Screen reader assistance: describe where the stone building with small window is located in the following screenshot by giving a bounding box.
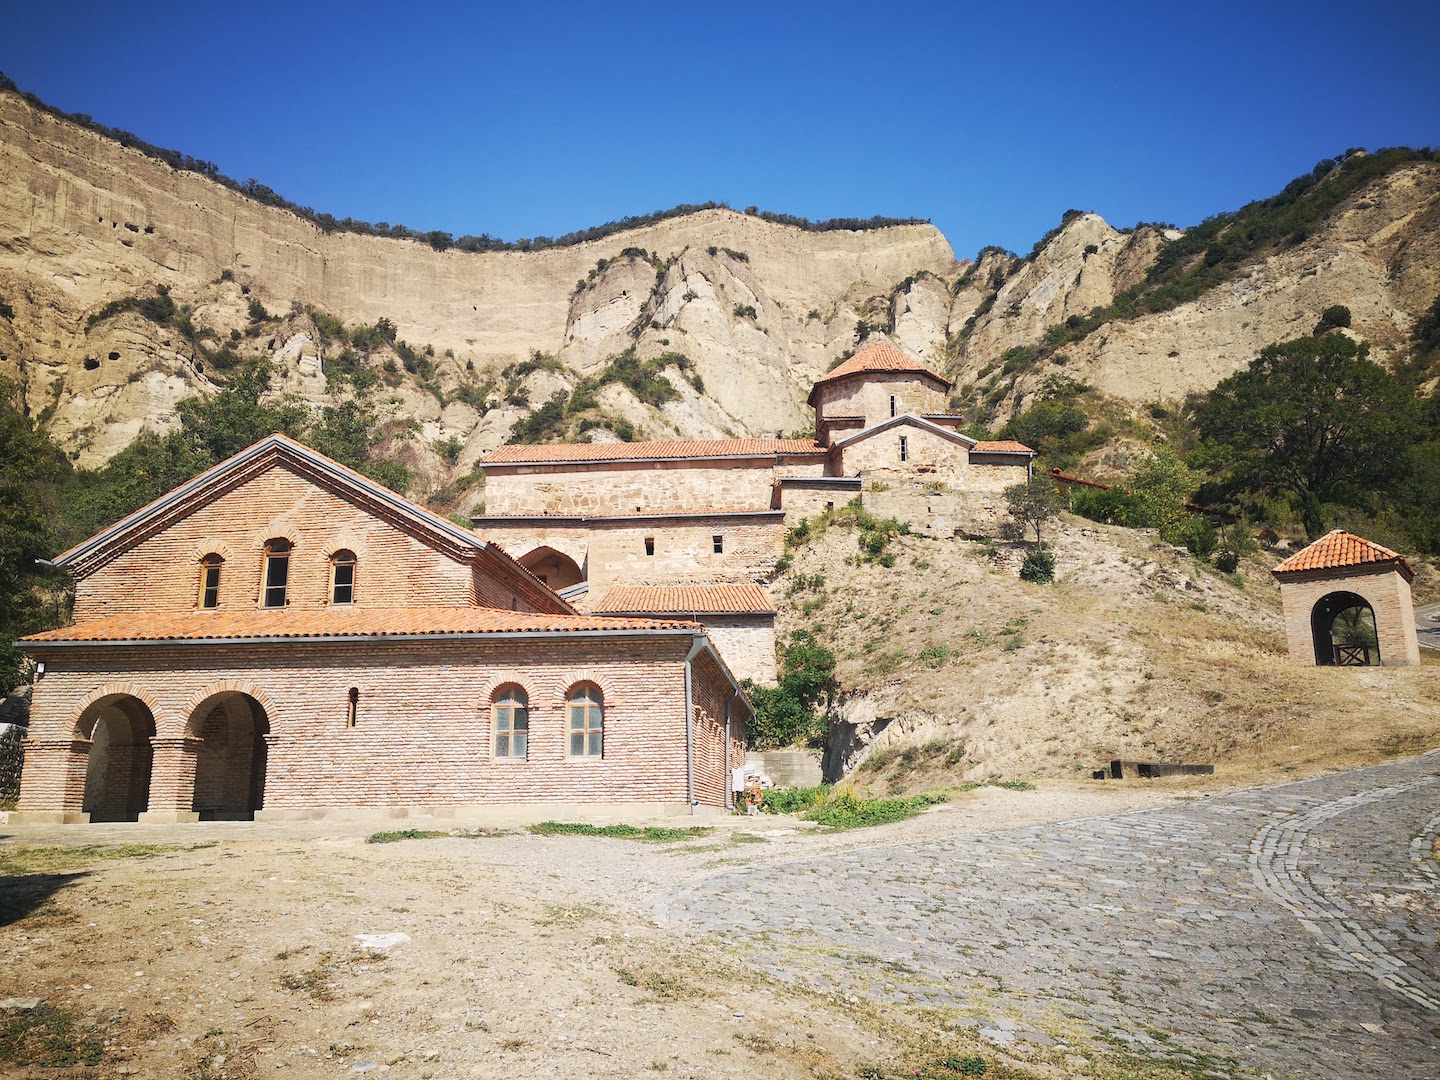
[475,341,1035,681]
[13,434,750,825]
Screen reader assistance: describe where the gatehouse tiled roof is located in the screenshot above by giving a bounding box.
[593,584,775,615]
[1272,530,1413,580]
[482,438,825,465]
[23,607,700,645]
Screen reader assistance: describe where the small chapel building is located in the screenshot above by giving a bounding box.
[13,434,750,825]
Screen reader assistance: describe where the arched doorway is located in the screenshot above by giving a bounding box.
[1311,591,1381,666]
[78,695,156,822]
[189,692,270,820]
[518,546,584,590]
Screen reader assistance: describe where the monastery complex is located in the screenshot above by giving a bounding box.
[11,341,1038,824]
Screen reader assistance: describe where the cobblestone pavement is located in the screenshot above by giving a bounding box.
[657,754,1440,1079]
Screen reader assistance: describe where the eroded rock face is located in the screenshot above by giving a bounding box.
[2,87,1436,477]
[0,91,956,467]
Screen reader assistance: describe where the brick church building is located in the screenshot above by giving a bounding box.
[13,435,750,824]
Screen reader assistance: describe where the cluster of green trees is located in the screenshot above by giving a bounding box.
[0,360,411,689]
[1019,326,1440,559]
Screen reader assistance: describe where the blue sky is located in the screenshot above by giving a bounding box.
[3,0,1436,260]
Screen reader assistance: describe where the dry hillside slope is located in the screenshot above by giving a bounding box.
[772,514,1440,786]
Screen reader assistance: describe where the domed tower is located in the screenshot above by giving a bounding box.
[807,341,954,445]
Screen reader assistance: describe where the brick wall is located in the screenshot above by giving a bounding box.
[1276,565,1421,666]
[19,632,743,816]
[74,465,477,619]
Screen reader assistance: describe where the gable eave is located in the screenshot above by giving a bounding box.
[830,413,979,450]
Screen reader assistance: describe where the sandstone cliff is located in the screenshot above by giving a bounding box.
[2,88,1436,491]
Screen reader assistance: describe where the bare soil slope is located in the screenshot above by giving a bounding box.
[773,515,1440,788]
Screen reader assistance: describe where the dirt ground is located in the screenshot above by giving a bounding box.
[0,782,1230,1080]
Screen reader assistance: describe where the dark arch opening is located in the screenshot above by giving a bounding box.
[190,692,270,820]
[1311,591,1381,666]
[79,695,156,822]
[518,546,584,590]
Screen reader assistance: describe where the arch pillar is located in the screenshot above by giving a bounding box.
[11,737,93,824]
[138,737,204,823]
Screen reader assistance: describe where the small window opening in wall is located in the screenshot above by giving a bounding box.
[330,549,356,605]
[890,394,898,418]
[899,436,909,462]
[199,553,223,609]
[712,534,724,554]
[346,687,359,728]
[262,539,291,607]
[644,537,655,556]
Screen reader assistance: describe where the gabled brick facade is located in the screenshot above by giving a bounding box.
[15,435,750,824]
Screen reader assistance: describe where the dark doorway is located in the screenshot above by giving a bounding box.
[1311,591,1381,666]
[79,696,156,822]
[190,693,270,820]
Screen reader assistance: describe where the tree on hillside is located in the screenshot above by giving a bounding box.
[744,630,837,749]
[1192,333,1416,539]
[1004,474,1065,548]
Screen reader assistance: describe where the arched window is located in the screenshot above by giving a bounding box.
[330,549,357,605]
[198,553,224,609]
[568,684,603,758]
[492,686,529,759]
[262,539,291,608]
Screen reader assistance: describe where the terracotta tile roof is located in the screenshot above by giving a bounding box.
[810,341,952,393]
[23,607,699,645]
[592,584,775,615]
[972,440,1036,454]
[482,438,824,465]
[1272,530,1413,578]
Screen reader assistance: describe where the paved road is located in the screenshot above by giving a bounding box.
[1417,602,1440,652]
[657,754,1440,1079]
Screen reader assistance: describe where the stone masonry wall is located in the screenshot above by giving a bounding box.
[19,633,741,813]
[815,376,948,428]
[479,518,785,593]
[483,457,824,516]
[839,424,972,485]
[702,618,778,686]
[1277,565,1421,666]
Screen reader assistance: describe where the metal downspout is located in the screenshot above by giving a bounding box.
[683,636,707,814]
[723,687,738,811]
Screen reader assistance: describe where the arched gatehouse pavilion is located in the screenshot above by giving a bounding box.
[1273,531,1421,667]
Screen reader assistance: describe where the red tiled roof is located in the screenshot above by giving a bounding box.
[811,341,952,393]
[22,607,699,645]
[972,440,1036,454]
[592,584,775,615]
[1272,530,1413,578]
[482,438,824,465]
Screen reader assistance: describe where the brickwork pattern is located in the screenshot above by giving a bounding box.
[1276,563,1421,666]
[18,635,741,815]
